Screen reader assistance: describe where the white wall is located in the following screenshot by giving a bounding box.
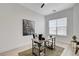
[73,4,79,40]
[45,8,73,44]
[1,3,79,52]
[0,4,45,52]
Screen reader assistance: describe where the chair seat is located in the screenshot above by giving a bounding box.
[77,42,79,45]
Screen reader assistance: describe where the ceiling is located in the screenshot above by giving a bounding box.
[20,3,75,15]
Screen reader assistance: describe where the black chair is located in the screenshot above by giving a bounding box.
[72,35,79,54]
[33,33,38,39]
[42,37,45,40]
[33,34,35,39]
[75,42,79,54]
[39,34,43,40]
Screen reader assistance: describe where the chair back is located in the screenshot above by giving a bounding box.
[72,35,77,41]
[39,34,43,40]
[33,34,35,39]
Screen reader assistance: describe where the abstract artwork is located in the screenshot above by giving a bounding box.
[23,19,35,36]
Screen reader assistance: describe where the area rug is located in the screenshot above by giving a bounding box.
[18,46,64,56]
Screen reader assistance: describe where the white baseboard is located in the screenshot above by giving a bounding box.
[0,43,31,53]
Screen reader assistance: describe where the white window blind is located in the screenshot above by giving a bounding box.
[49,17,67,36]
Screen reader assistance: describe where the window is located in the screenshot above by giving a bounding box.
[49,17,67,36]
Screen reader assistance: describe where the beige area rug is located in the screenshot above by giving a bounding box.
[18,46,64,56]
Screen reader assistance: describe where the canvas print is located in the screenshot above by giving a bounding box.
[23,19,35,36]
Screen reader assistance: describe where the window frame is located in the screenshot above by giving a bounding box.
[49,17,67,36]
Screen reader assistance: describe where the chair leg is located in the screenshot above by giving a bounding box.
[75,47,78,54]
